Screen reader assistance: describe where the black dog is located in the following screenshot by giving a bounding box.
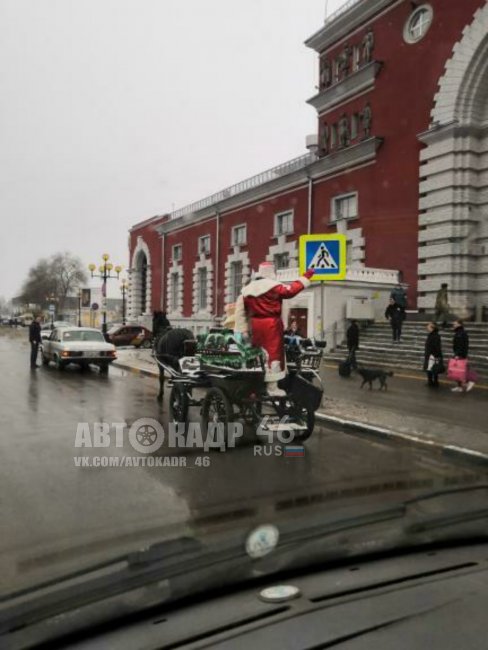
[357,367,394,391]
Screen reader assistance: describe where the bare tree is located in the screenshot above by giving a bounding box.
[20,252,87,308]
[49,253,87,308]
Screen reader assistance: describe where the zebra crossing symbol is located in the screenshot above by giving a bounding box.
[299,234,347,281]
[308,243,338,270]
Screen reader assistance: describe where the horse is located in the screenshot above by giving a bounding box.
[154,327,195,402]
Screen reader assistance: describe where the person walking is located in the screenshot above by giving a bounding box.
[29,315,42,369]
[346,319,360,370]
[451,319,474,393]
[390,283,407,310]
[435,283,450,328]
[385,298,405,343]
[423,322,443,388]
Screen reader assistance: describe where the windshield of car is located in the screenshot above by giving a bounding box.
[62,330,105,342]
[2,1,488,646]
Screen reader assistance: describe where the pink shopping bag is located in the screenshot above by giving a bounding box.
[447,357,468,383]
[466,366,480,383]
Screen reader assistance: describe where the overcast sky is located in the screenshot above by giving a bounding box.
[0,0,344,300]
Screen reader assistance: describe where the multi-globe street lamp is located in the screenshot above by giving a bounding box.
[88,254,122,335]
[120,278,128,326]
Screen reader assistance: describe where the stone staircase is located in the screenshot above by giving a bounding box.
[326,321,488,384]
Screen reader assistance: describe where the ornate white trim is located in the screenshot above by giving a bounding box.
[266,235,298,268]
[335,221,365,267]
[166,259,184,318]
[224,247,250,304]
[418,4,488,318]
[192,254,214,316]
[431,4,488,127]
[128,236,152,318]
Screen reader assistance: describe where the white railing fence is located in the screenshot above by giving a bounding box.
[170,153,315,221]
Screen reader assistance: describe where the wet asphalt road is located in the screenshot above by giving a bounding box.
[0,333,485,596]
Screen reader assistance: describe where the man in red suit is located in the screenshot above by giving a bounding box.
[235,261,314,395]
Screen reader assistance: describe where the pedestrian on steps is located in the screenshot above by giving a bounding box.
[390,283,407,310]
[423,322,443,388]
[385,298,405,343]
[435,283,450,328]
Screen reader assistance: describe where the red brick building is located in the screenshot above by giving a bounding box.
[129,0,488,335]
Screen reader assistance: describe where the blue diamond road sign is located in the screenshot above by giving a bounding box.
[299,234,347,281]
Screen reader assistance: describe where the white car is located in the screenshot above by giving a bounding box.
[40,321,72,339]
[41,327,117,373]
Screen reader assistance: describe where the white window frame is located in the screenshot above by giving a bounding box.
[331,192,359,222]
[274,210,294,237]
[198,235,211,256]
[232,224,247,247]
[198,267,208,310]
[230,261,243,303]
[274,252,290,270]
[403,4,433,44]
[172,244,182,262]
[170,272,179,311]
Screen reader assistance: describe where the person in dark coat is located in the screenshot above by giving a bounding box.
[452,320,469,359]
[385,298,405,343]
[390,284,407,310]
[423,322,443,387]
[284,319,303,338]
[29,316,42,369]
[346,319,360,370]
[451,319,474,393]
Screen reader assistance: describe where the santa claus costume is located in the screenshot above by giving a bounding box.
[234,261,314,395]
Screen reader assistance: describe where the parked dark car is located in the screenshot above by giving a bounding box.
[106,324,153,348]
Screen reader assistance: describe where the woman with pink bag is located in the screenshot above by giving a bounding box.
[448,320,476,393]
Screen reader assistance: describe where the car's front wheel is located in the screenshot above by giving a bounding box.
[41,350,50,366]
[54,355,65,371]
[140,339,152,349]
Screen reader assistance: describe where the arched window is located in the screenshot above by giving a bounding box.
[135,251,148,316]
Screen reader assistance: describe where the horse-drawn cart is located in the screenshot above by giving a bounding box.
[154,329,324,443]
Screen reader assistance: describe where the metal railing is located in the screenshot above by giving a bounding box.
[277,266,399,285]
[170,152,315,221]
[325,0,364,25]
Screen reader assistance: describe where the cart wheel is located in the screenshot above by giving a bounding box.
[169,384,189,425]
[201,387,234,436]
[292,407,315,442]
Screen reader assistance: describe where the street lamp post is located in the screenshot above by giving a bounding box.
[88,254,122,336]
[45,293,58,327]
[77,289,82,327]
[120,279,128,326]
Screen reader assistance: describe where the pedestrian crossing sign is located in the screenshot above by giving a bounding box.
[299,234,347,281]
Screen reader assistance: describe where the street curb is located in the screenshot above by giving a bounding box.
[315,411,488,467]
[113,360,488,467]
[112,361,158,379]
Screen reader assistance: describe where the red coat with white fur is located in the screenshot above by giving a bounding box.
[235,274,312,380]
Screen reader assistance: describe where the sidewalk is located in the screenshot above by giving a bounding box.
[318,363,488,464]
[113,349,488,464]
